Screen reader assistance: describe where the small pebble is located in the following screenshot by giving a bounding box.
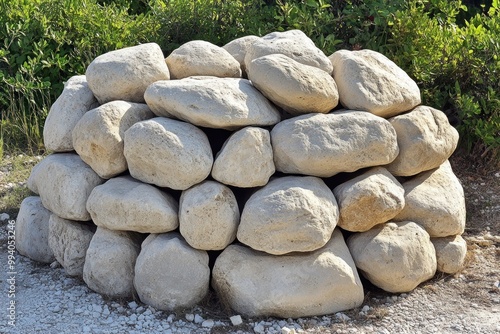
[230,315,243,326]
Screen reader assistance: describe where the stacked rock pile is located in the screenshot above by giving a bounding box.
[16,29,467,318]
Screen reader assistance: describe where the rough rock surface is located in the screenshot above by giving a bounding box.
[48,214,94,277]
[347,221,437,293]
[394,160,466,237]
[247,54,339,115]
[123,117,213,190]
[15,196,55,263]
[237,176,339,255]
[271,111,399,177]
[72,101,154,179]
[329,49,421,118]
[432,235,467,274]
[43,75,98,152]
[144,77,281,130]
[85,43,170,104]
[244,30,333,74]
[179,181,239,250]
[222,35,261,76]
[212,229,364,318]
[87,176,178,233]
[166,40,241,79]
[211,127,275,187]
[134,233,210,311]
[386,106,459,176]
[83,227,140,299]
[28,153,104,221]
[333,167,405,232]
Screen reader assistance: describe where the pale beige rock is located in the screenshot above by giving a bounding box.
[144,78,281,130]
[123,117,213,190]
[329,49,421,118]
[212,229,364,318]
[43,75,98,152]
[83,227,140,298]
[432,235,467,274]
[386,106,459,176]
[179,181,239,250]
[394,161,466,237]
[166,40,241,79]
[27,162,41,194]
[48,214,94,277]
[28,153,104,221]
[222,35,261,76]
[85,43,170,104]
[333,167,405,232]
[271,111,399,177]
[244,30,333,74]
[15,196,55,263]
[87,176,178,233]
[211,127,274,188]
[248,54,339,115]
[347,221,437,293]
[134,233,210,311]
[72,101,154,179]
[237,176,339,255]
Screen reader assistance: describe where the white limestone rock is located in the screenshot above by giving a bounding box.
[211,127,275,188]
[237,176,339,255]
[83,227,140,298]
[333,167,405,232]
[166,40,241,79]
[347,221,437,293]
[431,235,467,274]
[48,214,94,277]
[222,35,261,76]
[271,111,399,177]
[212,229,364,318]
[123,117,213,190]
[134,233,210,311]
[85,43,170,104]
[72,101,154,179]
[329,49,421,118]
[144,77,281,130]
[248,54,339,115]
[87,176,179,233]
[43,75,98,152]
[394,160,466,237]
[15,196,55,263]
[179,181,239,250]
[386,106,459,176]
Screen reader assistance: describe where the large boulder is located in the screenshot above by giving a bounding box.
[247,54,339,115]
[85,43,170,104]
[48,214,94,277]
[123,117,213,190]
[211,127,275,188]
[134,233,210,311]
[271,111,399,177]
[144,77,281,130]
[212,229,364,318]
[166,40,241,79]
[83,227,140,299]
[386,106,459,176]
[222,35,261,76]
[431,235,467,274]
[333,167,405,232]
[329,49,421,118]
[28,153,104,221]
[179,181,239,250]
[43,75,98,152]
[394,160,466,237]
[347,221,437,293]
[72,101,154,179]
[244,30,333,74]
[87,176,178,233]
[15,196,55,263]
[237,176,339,255]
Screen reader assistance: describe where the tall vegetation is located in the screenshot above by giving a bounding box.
[0,0,498,161]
